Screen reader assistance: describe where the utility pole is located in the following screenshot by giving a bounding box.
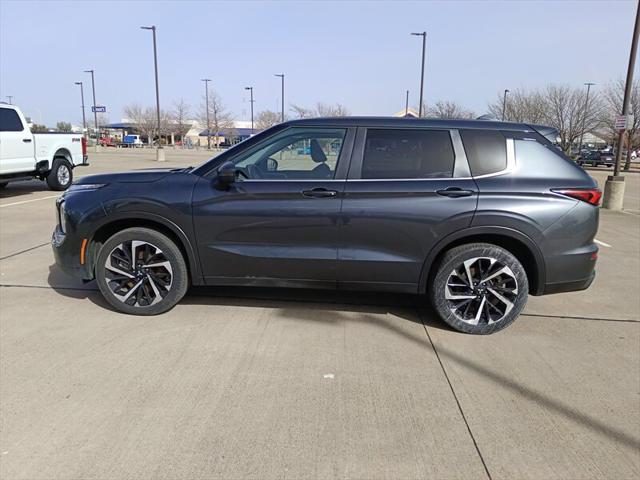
[501,89,510,121]
[84,69,99,149]
[578,82,595,155]
[74,82,87,139]
[603,0,639,210]
[275,74,285,122]
[405,90,409,116]
[141,25,164,161]
[202,79,211,149]
[411,31,426,117]
[245,86,254,134]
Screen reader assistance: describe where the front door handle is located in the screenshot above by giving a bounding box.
[302,187,338,198]
[436,187,475,198]
[23,138,32,143]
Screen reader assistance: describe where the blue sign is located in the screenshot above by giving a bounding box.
[92,106,106,113]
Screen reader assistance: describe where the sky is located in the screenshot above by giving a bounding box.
[0,0,638,127]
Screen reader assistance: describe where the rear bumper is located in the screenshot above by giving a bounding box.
[542,270,596,295]
[81,155,90,166]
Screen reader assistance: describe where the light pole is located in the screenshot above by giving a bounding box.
[74,82,87,139]
[405,90,409,116]
[245,86,254,134]
[6,95,13,104]
[603,0,640,209]
[141,25,164,161]
[202,79,211,149]
[578,82,595,155]
[411,31,426,117]
[274,74,285,122]
[501,89,510,121]
[84,69,99,148]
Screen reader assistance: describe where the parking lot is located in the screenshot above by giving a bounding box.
[0,149,638,479]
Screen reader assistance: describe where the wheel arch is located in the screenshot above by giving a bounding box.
[53,148,73,164]
[87,213,203,285]
[419,226,546,295]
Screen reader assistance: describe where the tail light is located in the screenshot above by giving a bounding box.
[552,188,602,206]
[81,137,87,156]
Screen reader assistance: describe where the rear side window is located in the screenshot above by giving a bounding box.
[361,129,454,179]
[459,130,506,176]
[0,108,24,132]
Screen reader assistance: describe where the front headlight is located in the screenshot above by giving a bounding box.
[67,183,107,192]
[58,201,68,233]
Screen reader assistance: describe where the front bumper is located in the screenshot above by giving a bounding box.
[52,225,93,281]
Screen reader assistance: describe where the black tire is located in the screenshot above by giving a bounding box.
[46,157,73,191]
[95,227,189,315]
[430,243,528,334]
[0,182,8,189]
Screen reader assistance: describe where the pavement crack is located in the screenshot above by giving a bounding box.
[0,284,97,292]
[522,313,638,323]
[0,242,50,261]
[419,311,493,480]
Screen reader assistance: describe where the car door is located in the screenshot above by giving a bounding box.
[0,107,34,174]
[337,127,478,292]
[192,126,355,288]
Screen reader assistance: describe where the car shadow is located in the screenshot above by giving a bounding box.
[0,180,50,199]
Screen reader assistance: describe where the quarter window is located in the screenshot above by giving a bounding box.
[0,109,24,132]
[459,130,507,176]
[361,129,455,179]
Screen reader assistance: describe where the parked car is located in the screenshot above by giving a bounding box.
[578,150,614,168]
[52,118,600,334]
[120,135,143,148]
[98,137,118,147]
[0,104,88,190]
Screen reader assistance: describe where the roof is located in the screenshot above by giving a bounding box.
[199,128,254,137]
[279,116,541,132]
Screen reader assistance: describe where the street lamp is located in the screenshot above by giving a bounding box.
[245,86,254,134]
[405,90,409,116]
[83,69,98,147]
[501,89,510,121]
[74,82,87,139]
[274,74,285,123]
[578,82,595,155]
[141,25,164,161]
[6,95,13,104]
[410,32,426,117]
[202,79,211,149]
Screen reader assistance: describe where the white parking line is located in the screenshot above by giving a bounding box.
[0,195,59,208]
[594,239,612,248]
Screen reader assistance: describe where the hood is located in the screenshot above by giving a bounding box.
[75,168,183,185]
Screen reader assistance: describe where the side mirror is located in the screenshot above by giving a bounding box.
[217,161,236,185]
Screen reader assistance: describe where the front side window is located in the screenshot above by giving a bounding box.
[232,127,346,180]
[361,129,455,179]
[0,109,24,132]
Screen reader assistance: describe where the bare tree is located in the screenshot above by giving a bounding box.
[198,91,233,149]
[56,121,72,132]
[290,104,315,118]
[291,102,350,118]
[601,79,639,169]
[124,103,158,144]
[255,110,280,130]
[427,100,474,119]
[488,88,547,124]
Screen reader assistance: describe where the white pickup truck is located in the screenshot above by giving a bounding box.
[0,104,88,191]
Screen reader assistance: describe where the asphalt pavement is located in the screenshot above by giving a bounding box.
[0,149,638,479]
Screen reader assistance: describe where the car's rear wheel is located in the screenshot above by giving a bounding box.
[46,157,73,191]
[95,228,188,315]
[430,243,528,334]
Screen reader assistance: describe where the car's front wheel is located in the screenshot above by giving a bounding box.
[95,228,189,315]
[430,243,528,334]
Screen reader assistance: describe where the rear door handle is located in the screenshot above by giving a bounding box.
[23,138,32,143]
[302,187,338,198]
[436,187,475,198]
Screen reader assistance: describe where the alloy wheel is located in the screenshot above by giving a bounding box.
[445,256,518,326]
[104,240,173,307]
[57,165,70,186]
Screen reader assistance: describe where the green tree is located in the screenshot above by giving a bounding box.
[31,124,48,132]
[56,121,72,132]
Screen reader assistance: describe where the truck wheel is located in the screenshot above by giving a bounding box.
[95,228,189,315]
[0,182,8,189]
[430,243,528,334]
[46,157,73,191]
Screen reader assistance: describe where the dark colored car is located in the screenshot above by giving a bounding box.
[578,150,614,167]
[52,118,601,334]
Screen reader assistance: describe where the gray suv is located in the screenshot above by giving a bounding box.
[53,118,600,334]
